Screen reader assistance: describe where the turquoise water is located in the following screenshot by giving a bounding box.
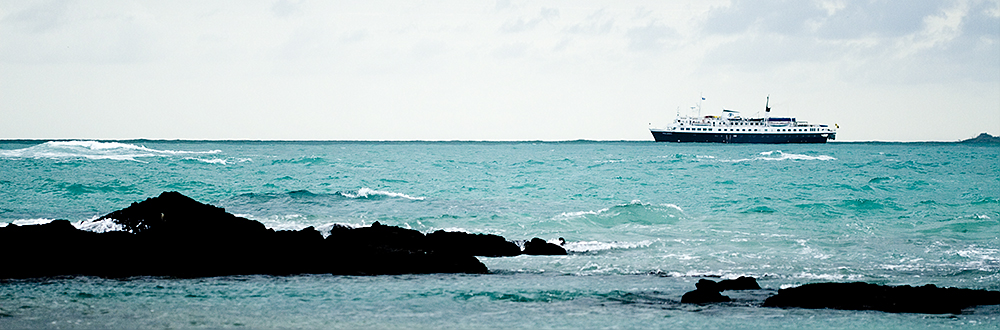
[1,140,998,328]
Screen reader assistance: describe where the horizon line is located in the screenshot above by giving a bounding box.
[0,137,993,144]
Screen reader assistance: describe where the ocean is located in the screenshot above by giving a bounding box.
[1,140,997,328]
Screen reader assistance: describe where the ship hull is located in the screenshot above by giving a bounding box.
[650,131,832,143]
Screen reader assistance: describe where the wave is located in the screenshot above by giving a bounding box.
[270,157,328,166]
[555,201,684,227]
[0,218,58,227]
[55,181,140,195]
[837,198,904,211]
[182,157,252,165]
[562,240,653,253]
[790,272,868,282]
[1,217,126,233]
[0,141,221,162]
[75,217,125,233]
[223,188,426,216]
[720,150,836,162]
[233,188,425,202]
[337,188,425,200]
[454,290,584,303]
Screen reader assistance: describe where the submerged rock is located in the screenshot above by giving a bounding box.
[680,277,761,304]
[762,282,1000,314]
[681,279,732,304]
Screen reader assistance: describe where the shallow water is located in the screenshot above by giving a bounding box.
[1,140,998,328]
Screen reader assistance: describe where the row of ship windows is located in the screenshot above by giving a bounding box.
[678,128,818,132]
[679,121,765,126]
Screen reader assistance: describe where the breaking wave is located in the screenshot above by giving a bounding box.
[0,218,58,227]
[0,141,221,162]
[1,217,125,233]
[75,217,125,233]
[721,150,836,162]
[231,188,425,203]
[562,240,653,253]
[337,188,425,200]
[555,201,684,227]
[182,157,252,165]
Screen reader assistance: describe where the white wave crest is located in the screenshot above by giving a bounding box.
[656,270,726,278]
[75,218,125,233]
[955,246,999,262]
[183,157,252,165]
[0,140,221,162]
[556,201,683,219]
[792,272,867,281]
[720,150,836,162]
[0,218,57,227]
[338,188,425,200]
[1,217,126,233]
[563,240,652,253]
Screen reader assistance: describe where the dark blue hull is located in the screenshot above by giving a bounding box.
[651,131,832,143]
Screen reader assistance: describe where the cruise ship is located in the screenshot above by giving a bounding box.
[649,97,837,143]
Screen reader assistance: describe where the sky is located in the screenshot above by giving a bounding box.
[1,0,998,141]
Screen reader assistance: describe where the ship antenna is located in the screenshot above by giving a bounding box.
[698,92,703,117]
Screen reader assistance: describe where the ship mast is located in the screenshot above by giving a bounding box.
[764,95,771,126]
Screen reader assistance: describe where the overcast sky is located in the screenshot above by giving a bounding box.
[2,0,998,141]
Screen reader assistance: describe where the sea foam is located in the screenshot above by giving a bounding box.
[75,217,125,233]
[0,218,57,227]
[721,150,836,162]
[562,240,653,253]
[0,141,221,162]
[1,217,125,233]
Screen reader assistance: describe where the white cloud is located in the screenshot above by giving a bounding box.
[626,21,678,52]
[0,0,996,141]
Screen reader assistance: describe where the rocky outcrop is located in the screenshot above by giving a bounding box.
[0,191,563,278]
[681,279,733,303]
[719,276,761,290]
[762,282,1000,314]
[425,230,522,257]
[522,237,567,255]
[681,276,761,304]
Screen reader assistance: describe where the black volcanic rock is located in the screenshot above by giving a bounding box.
[99,191,265,235]
[681,289,732,304]
[522,237,567,255]
[328,221,429,254]
[959,132,1000,143]
[680,277,760,304]
[681,279,732,304]
[425,230,522,257]
[719,276,761,291]
[0,192,492,278]
[762,282,1000,314]
[324,222,489,275]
